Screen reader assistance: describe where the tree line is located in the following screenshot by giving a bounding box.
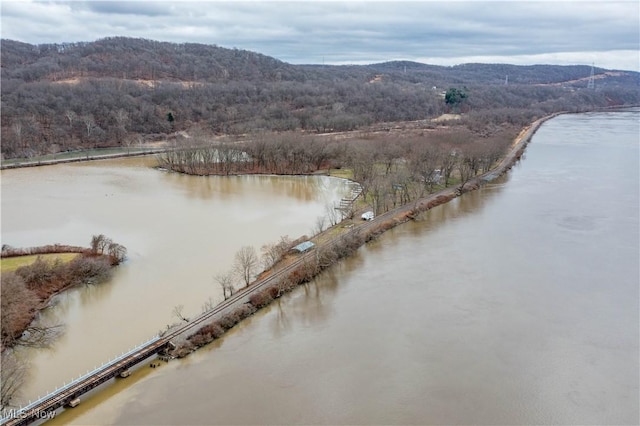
[2,37,638,159]
[1,235,127,408]
[159,123,518,213]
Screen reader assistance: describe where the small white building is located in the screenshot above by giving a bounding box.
[361,211,375,221]
[292,241,316,253]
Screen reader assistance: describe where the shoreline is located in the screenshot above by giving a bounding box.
[0,149,167,171]
[165,111,558,357]
[3,105,636,172]
[0,110,584,416]
[1,243,125,352]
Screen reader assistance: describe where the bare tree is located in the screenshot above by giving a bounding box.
[1,350,27,410]
[90,235,125,264]
[90,234,112,254]
[113,109,129,131]
[439,149,458,187]
[201,297,215,313]
[456,148,481,193]
[64,110,77,128]
[82,114,97,138]
[260,236,293,270]
[172,305,189,323]
[123,135,137,154]
[90,234,101,254]
[14,324,64,349]
[313,215,326,234]
[367,174,389,215]
[409,143,441,193]
[214,272,235,300]
[234,246,258,287]
[1,273,38,348]
[11,122,22,149]
[107,242,127,264]
[315,245,339,269]
[325,202,340,226]
[261,243,280,270]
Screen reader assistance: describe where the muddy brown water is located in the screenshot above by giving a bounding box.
[0,156,351,406]
[5,109,640,425]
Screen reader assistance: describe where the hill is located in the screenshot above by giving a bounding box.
[1,37,638,159]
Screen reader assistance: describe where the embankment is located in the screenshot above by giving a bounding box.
[1,242,126,351]
[169,113,555,357]
[0,149,167,170]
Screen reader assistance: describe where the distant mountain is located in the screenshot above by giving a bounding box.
[1,37,638,159]
[2,37,637,87]
[1,37,300,83]
[365,61,638,87]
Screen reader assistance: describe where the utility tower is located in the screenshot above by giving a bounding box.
[587,63,595,89]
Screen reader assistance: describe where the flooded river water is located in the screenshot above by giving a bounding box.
[4,110,639,425]
[1,157,350,406]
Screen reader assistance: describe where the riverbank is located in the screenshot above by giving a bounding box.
[1,254,113,351]
[1,240,126,352]
[95,108,638,426]
[167,112,556,358]
[0,147,167,170]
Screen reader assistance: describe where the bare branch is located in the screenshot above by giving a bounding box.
[214,272,235,300]
[13,324,64,349]
[1,350,27,410]
[172,305,189,323]
[233,246,258,287]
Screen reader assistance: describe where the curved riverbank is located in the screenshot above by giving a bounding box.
[168,112,557,357]
[0,149,167,170]
[1,239,126,352]
[1,165,351,409]
[1,254,114,351]
[104,108,638,426]
[0,113,556,406]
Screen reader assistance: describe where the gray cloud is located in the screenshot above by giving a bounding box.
[71,1,173,17]
[2,1,638,70]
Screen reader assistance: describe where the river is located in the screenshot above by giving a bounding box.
[6,110,640,425]
[0,157,351,406]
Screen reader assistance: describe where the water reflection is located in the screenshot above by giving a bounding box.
[157,168,336,203]
[261,180,509,345]
[1,156,349,405]
[88,111,638,425]
[266,272,341,338]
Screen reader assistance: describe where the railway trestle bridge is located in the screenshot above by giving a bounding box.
[1,119,542,425]
[0,336,172,426]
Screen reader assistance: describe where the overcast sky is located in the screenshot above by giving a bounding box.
[1,1,639,71]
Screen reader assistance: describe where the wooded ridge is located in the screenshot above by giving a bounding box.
[2,37,638,159]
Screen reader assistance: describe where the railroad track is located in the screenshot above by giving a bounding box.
[2,119,542,425]
[0,224,368,426]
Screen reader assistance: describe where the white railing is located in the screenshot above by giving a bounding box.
[0,335,161,424]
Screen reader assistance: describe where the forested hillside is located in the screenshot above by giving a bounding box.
[2,37,638,159]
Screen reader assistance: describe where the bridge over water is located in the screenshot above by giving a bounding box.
[0,336,170,426]
[0,236,333,426]
[0,121,542,425]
